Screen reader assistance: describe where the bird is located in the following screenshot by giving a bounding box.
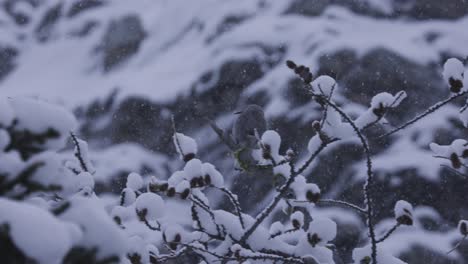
[232,104,267,149]
[206,104,267,168]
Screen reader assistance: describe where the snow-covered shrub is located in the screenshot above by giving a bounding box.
[1,57,468,264]
[0,98,126,263]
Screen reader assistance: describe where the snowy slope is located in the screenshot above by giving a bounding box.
[1,0,468,111]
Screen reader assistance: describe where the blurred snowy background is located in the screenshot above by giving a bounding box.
[1,0,468,263]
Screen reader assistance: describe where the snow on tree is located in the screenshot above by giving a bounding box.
[1,58,468,264]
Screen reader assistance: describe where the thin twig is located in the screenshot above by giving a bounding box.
[143,219,161,231]
[70,132,89,173]
[304,85,378,264]
[211,186,246,229]
[378,91,468,138]
[440,165,468,178]
[316,199,367,215]
[376,223,401,243]
[190,195,224,238]
[447,235,467,254]
[0,162,44,195]
[238,142,328,245]
[205,117,237,151]
[171,115,185,158]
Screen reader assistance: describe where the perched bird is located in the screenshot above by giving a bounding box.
[232,104,267,148]
[230,105,274,212]
[208,104,272,212]
[206,104,267,172]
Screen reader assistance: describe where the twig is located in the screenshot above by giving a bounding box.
[143,219,161,231]
[205,117,237,151]
[211,186,245,229]
[376,223,401,243]
[296,138,337,176]
[70,132,89,173]
[190,195,224,238]
[270,227,300,239]
[171,115,185,158]
[0,162,44,195]
[316,199,367,215]
[378,91,468,138]
[238,142,328,245]
[440,165,468,178]
[447,235,467,254]
[303,85,378,264]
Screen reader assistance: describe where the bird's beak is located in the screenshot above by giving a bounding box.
[234,111,243,115]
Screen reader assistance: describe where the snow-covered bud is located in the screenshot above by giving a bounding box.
[176,180,191,199]
[168,171,185,188]
[231,244,243,259]
[458,220,468,236]
[166,187,176,197]
[75,171,95,192]
[371,93,392,117]
[148,177,168,193]
[120,187,136,206]
[311,120,321,132]
[78,186,93,197]
[173,132,198,162]
[291,211,304,229]
[430,139,468,168]
[311,75,336,98]
[135,193,165,221]
[163,225,183,250]
[291,176,320,202]
[443,58,465,93]
[260,130,281,160]
[126,172,144,191]
[307,217,337,247]
[202,163,224,187]
[127,236,148,264]
[269,221,284,237]
[111,205,131,226]
[192,176,205,188]
[450,152,462,169]
[305,184,321,203]
[394,200,413,226]
[203,174,211,186]
[355,91,406,129]
[286,148,295,160]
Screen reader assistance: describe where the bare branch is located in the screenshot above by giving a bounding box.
[378,91,468,138]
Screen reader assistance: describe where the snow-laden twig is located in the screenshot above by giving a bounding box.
[190,195,224,238]
[238,141,329,245]
[211,186,245,229]
[378,91,468,138]
[0,162,44,195]
[303,85,378,264]
[70,132,92,173]
[171,115,185,157]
